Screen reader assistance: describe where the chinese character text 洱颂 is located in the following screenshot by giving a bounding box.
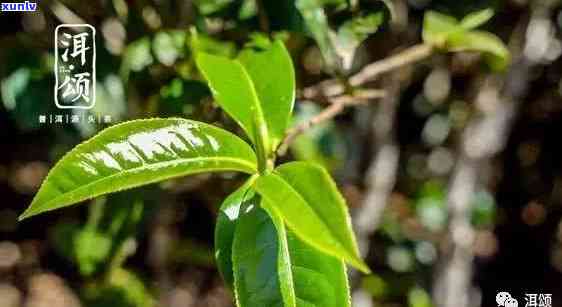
[54,24,96,109]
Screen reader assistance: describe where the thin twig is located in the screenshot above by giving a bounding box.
[286,44,432,156]
[301,44,433,99]
[350,44,433,85]
[277,90,386,155]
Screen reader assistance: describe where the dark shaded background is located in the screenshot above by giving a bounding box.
[1,0,562,307]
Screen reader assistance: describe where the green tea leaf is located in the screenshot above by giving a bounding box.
[422,10,509,70]
[196,52,262,141]
[422,11,460,48]
[196,40,295,160]
[215,176,258,287]
[238,40,296,152]
[253,161,370,273]
[448,30,510,71]
[196,52,269,163]
[286,234,350,307]
[296,0,340,71]
[20,118,257,220]
[232,199,286,307]
[232,198,351,307]
[460,8,494,30]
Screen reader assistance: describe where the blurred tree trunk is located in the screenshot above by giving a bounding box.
[433,2,556,305]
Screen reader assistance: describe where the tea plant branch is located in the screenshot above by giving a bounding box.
[21,38,372,307]
[301,44,433,99]
[277,89,386,155]
[283,44,434,156]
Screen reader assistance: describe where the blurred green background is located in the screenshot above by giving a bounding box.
[1,0,562,306]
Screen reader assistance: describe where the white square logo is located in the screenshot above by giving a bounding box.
[54,24,96,109]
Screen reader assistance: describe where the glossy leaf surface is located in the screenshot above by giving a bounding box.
[20,118,257,220]
[215,177,257,287]
[238,40,295,152]
[232,200,286,306]
[196,52,267,149]
[422,9,509,70]
[285,230,350,307]
[196,40,295,157]
[232,198,351,307]
[253,161,369,273]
